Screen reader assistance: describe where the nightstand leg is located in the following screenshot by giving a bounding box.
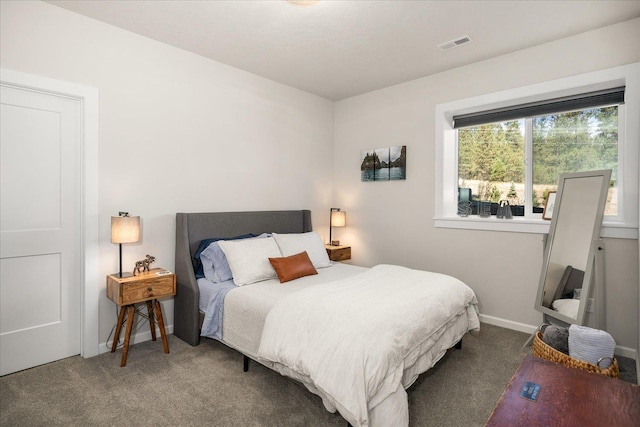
[146,300,157,341]
[111,306,127,353]
[154,299,169,354]
[121,305,136,367]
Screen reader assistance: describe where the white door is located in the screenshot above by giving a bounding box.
[0,84,82,376]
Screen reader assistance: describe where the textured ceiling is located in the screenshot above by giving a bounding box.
[47,0,640,100]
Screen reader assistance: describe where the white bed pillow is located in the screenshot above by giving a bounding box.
[218,237,282,286]
[272,231,331,269]
[201,233,270,283]
[552,298,580,319]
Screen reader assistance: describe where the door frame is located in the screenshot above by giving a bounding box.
[1,68,99,359]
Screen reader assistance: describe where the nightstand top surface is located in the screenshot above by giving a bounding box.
[325,244,350,249]
[108,268,172,283]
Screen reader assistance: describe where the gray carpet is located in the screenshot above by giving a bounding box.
[1,323,636,426]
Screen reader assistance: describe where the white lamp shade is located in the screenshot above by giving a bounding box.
[331,211,346,227]
[111,216,140,244]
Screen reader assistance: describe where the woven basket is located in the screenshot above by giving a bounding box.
[533,331,619,378]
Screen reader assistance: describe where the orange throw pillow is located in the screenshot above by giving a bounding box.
[269,251,318,283]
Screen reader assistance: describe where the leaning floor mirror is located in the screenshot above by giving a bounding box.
[534,169,612,326]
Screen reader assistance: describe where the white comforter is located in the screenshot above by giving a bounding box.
[257,264,480,427]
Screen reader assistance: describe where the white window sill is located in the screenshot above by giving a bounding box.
[434,216,638,239]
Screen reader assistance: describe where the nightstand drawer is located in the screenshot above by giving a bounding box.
[325,245,351,262]
[121,277,174,304]
[107,269,176,306]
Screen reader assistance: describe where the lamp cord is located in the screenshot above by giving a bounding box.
[106,304,156,351]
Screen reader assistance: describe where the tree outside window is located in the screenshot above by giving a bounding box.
[457,106,618,217]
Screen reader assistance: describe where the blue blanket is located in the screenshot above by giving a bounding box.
[200,279,237,339]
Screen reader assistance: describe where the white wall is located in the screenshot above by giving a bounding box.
[334,18,640,352]
[1,1,638,356]
[0,1,335,347]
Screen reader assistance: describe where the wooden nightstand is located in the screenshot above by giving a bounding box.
[106,268,176,367]
[325,244,351,262]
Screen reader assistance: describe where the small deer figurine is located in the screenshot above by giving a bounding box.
[133,254,156,276]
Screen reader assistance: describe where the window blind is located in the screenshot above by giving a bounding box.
[453,86,625,129]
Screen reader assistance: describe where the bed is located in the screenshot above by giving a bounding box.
[174,210,480,426]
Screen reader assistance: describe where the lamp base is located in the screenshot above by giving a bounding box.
[111,271,134,278]
[330,240,340,246]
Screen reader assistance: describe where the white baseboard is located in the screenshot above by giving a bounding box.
[479,314,637,360]
[614,345,637,360]
[99,323,174,354]
[479,314,538,335]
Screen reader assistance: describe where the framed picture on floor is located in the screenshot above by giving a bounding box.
[542,191,557,220]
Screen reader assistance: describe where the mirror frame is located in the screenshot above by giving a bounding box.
[534,169,612,325]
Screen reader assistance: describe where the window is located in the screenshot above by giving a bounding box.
[456,100,620,218]
[435,64,639,238]
[457,119,526,215]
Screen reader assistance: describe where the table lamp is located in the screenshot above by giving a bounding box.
[111,212,140,278]
[329,208,346,246]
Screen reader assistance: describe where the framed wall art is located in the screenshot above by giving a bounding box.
[360,145,406,182]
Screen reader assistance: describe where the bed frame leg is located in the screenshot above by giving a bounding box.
[243,355,249,372]
[454,339,462,350]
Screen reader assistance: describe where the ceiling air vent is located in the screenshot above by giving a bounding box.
[437,35,472,51]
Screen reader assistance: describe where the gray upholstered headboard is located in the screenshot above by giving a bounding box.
[174,210,312,346]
